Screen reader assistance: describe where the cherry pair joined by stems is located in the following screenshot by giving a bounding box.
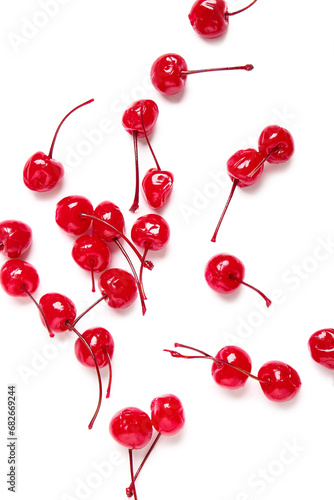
[109,394,185,500]
[23,99,94,192]
[308,329,334,369]
[211,125,295,242]
[122,100,174,211]
[205,253,271,307]
[0,220,32,259]
[189,0,258,39]
[165,343,302,402]
[150,53,253,95]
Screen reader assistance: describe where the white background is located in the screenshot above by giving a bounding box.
[1,0,334,499]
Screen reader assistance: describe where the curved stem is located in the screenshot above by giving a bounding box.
[229,274,271,307]
[139,243,151,304]
[113,237,147,315]
[227,0,257,16]
[181,64,253,76]
[128,450,138,500]
[211,178,239,242]
[48,99,94,158]
[104,349,112,399]
[81,213,154,271]
[140,104,161,171]
[65,322,102,429]
[248,145,281,178]
[129,130,140,213]
[20,285,54,338]
[72,294,107,327]
[164,343,269,384]
[126,433,162,498]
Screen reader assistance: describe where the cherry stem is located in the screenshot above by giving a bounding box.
[248,144,281,178]
[165,343,269,384]
[126,433,162,498]
[113,237,147,315]
[81,213,153,271]
[65,322,102,429]
[139,242,151,304]
[88,259,96,293]
[227,0,258,16]
[181,64,253,76]
[129,130,140,212]
[104,349,112,399]
[72,294,107,327]
[48,99,94,159]
[128,449,138,500]
[140,105,161,171]
[229,274,271,307]
[20,285,55,338]
[211,178,239,242]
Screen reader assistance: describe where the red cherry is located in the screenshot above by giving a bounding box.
[72,235,111,292]
[92,201,125,241]
[308,329,334,369]
[258,125,294,164]
[39,293,76,333]
[205,254,271,306]
[150,394,185,436]
[151,53,253,95]
[212,346,252,389]
[142,169,174,209]
[0,259,39,296]
[0,220,32,258]
[55,195,94,235]
[189,0,258,39]
[131,214,170,252]
[110,407,153,450]
[23,99,93,192]
[122,99,159,138]
[99,268,137,309]
[258,361,302,402]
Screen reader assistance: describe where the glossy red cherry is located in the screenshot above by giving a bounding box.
[92,201,125,241]
[258,125,294,164]
[258,361,302,402]
[212,346,252,389]
[0,220,32,259]
[142,169,174,208]
[205,254,271,306]
[110,407,153,450]
[131,214,170,252]
[72,235,111,292]
[150,394,185,436]
[0,259,39,296]
[308,329,334,369]
[150,53,253,95]
[99,268,137,309]
[55,195,94,235]
[39,293,76,333]
[23,99,93,192]
[189,0,258,39]
[122,100,159,138]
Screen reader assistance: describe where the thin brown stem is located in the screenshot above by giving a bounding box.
[129,130,140,212]
[21,285,54,338]
[211,178,239,242]
[72,294,107,327]
[139,243,151,304]
[140,105,161,171]
[126,433,162,497]
[65,322,102,429]
[248,144,281,178]
[48,99,94,158]
[181,64,253,75]
[128,450,138,500]
[104,350,112,399]
[227,0,257,16]
[229,274,271,307]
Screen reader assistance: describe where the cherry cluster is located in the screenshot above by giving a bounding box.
[109,394,185,500]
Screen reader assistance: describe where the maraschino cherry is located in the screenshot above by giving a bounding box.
[0,220,32,258]
[110,407,153,500]
[23,99,94,192]
[0,259,39,297]
[165,343,302,402]
[211,125,294,241]
[72,234,111,292]
[126,394,185,498]
[99,268,138,309]
[205,253,271,307]
[308,329,334,369]
[189,0,258,39]
[150,53,253,95]
[122,100,159,212]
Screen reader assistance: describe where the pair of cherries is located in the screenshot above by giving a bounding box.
[211,124,295,242]
[122,100,174,212]
[110,394,185,500]
[165,343,302,402]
